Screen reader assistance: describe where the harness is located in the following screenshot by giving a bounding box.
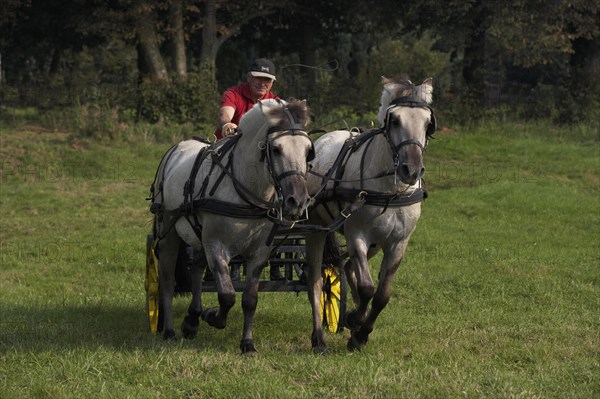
[147,97,436,244]
[309,96,436,219]
[148,111,314,244]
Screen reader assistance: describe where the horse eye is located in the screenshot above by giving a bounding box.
[272,146,282,156]
[391,118,400,127]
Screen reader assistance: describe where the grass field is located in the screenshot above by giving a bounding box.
[0,121,598,398]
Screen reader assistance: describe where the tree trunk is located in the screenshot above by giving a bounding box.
[134,2,168,81]
[570,36,600,81]
[199,0,219,75]
[300,21,318,84]
[196,0,281,82]
[49,47,62,76]
[169,0,187,79]
[461,0,489,106]
[198,0,241,81]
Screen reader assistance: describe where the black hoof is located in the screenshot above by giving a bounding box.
[345,311,364,331]
[347,335,364,351]
[347,327,372,351]
[240,339,257,355]
[163,329,176,341]
[312,344,329,356]
[201,307,226,329]
[181,315,199,339]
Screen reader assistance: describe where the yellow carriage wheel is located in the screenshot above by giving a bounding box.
[145,235,160,334]
[320,265,343,333]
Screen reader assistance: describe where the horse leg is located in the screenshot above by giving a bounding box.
[239,260,266,355]
[348,246,404,351]
[344,258,359,306]
[305,232,328,355]
[181,247,206,339]
[344,241,374,331]
[201,255,236,330]
[157,230,181,340]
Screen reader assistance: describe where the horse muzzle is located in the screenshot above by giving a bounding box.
[280,174,310,218]
[396,160,425,186]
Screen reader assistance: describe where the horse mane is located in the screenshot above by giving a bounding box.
[383,76,433,104]
[238,99,311,136]
[378,76,433,126]
[266,98,311,128]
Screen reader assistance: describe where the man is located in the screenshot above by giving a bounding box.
[215,58,280,139]
[210,58,284,281]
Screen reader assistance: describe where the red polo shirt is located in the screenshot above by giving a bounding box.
[214,82,279,139]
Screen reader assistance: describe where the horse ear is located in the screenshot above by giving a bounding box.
[381,76,392,85]
[419,78,434,104]
[422,78,433,88]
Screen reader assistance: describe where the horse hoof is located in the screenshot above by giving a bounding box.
[347,337,362,351]
[163,329,176,341]
[347,329,370,351]
[345,311,363,331]
[201,307,226,329]
[240,339,257,355]
[181,316,199,339]
[312,345,328,356]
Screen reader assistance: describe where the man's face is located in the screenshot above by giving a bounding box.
[248,75,274,99]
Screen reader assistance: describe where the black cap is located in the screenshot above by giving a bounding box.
[249,58,276,80]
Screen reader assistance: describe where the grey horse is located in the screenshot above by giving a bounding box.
[304,78,436,353]
[151,99,314,353]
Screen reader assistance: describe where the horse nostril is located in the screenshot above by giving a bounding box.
[285,196,299,210]
[401,164,411,176]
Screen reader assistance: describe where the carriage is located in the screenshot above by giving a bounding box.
[144,232,347,336]
[144,78,436,353]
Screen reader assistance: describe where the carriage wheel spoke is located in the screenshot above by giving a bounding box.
[145,235,160,334]
[321,266,342,333]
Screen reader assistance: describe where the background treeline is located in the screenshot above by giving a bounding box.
[1,0,598,141]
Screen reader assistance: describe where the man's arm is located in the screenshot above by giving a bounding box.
[218,106,237,136]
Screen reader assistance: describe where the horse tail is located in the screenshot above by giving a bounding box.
[148,142,180,243]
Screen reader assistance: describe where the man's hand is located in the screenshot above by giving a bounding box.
[221,122,238,137]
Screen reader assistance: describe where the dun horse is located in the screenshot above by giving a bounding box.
[305,77,436,353]
[150,99,314,353]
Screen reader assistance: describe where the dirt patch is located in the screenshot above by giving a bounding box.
[17,124,53,133]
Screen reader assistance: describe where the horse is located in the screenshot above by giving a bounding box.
[149,98,314,354]
[304,77,436,353]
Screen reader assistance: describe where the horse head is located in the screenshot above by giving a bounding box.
[378,77,436,186]
[259,99,313,219]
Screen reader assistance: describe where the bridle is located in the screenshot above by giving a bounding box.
[257,103,315,217]
[263,122,314,183]
[148,104,315,241]
[382,96,437,167]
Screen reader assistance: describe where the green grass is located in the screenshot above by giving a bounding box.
[1,121,598,398]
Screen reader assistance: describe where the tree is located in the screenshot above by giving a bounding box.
[195,0,290,77]
[128,0,291,81]
[168,0,187,79]
[401,0,600,113]
[134,1,168,81]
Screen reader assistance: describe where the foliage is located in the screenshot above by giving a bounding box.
[1,0,599,134]
[137,72,219,130]
[311,105,378,133]
[370,33,449,82]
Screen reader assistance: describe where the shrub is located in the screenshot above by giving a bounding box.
[137,73,219,130]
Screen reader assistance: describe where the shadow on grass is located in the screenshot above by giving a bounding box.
[0,303,247,353]
[0,298,321,354]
